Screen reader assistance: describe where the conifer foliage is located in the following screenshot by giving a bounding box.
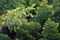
[0,0,60,40]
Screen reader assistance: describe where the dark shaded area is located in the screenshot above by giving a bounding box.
[26,15,32,22]
[26,0,30,6]
[2,26,10,34]
[2,26,16,39]
[8,30,16,39]
[39,0,43,2]
[47,0,53,5]
[38,27,43,34]
[29,10,36,15]
[33,3,40,9]
[52,10,60,33]
[30,31,42,40]
[39,19,47,27]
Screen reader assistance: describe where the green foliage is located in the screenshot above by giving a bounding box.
[0,0,60,40]
[52,9,60,22]
[22,21,41,31]
[0,8,42,40]
[0,33,10,40]
[22,21,42,40]
[16,28,35,40]
[42,18,60,40]
[34,5,53,26]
